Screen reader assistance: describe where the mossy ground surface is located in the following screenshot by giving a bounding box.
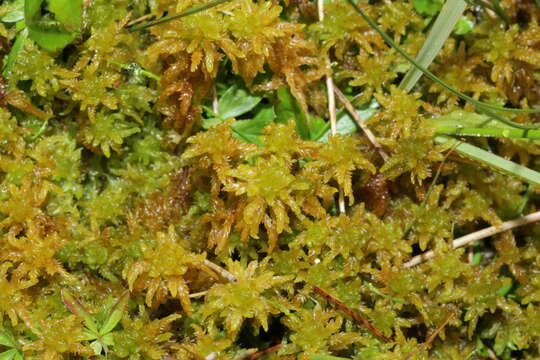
[2,0,540,359]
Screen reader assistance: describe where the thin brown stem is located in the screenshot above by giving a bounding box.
[311,286,391,342]
[203,259,237,282]
[399,311,455,360]
[333,87,389,161]
[404,210,540,267]
[189,290,208,298]
[126,14,154,27]
[247,344,281,360]
[318,0,344,214]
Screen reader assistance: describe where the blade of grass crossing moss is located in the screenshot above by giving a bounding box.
[128,0,232,32]
[435,136,540,186]
[435,126,540,139]
[345,0,540,129]
[400,0,466,92]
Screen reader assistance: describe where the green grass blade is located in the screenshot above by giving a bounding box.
[128,0,231,32]
[435,126,540,139]
[400,0,466,92]
[435,136,540,186]
[345,0,540,129]
[428,110,540,140]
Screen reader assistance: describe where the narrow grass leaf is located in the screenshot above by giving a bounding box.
[400,0,466,92]
[435,136,540,186]
[428,110,540,141]
[2,27,27,77]
[345,0,540,129]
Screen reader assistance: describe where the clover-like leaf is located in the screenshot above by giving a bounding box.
[1,0,24,23]
[0,330,17,348]
[61,289,99,334]
[89,340,102,356]
[0,349,19,360]
[99,291,129,335]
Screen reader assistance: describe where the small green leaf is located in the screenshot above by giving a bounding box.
[90,340,102,356]
[202,117,223,129]
[2,27,28,78]
[231,105,275,145]
[454,16,473,35]
[99,291,129,335]
[276,86,310,140]
[48,0,82,31]
[218,84,262,119]
[308,116,329,141]
[0,330,17,348]
[496,277,513,296]
[0,349,18,360]
[412,0,444,15]
[81,329,98,341]
[24,0,42,24]
[61,289,99,334]
[27,25,78,51]
[101,333,115,346]
[24,0,78,51]
[13,352,22,360]
[1,0,24,23]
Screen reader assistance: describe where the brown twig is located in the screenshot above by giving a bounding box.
[399,311,455,360]
[333,87,389,161]
[311,286,391,342]
[318,0,345,214]
[247,344,281,360]
[404,210,540,268]
[189,290,208,298]
[203,259,237,282]
[126,13,154,27]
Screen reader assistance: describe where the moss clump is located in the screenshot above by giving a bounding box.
[2,0,540,359]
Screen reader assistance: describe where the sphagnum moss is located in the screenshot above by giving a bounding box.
[1,0,540,359]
